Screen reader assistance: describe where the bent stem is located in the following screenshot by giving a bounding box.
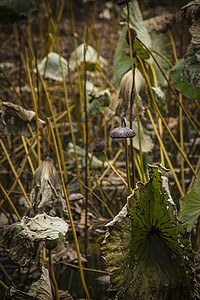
[47,118,90,300]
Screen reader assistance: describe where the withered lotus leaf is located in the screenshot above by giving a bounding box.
[30,158,68,217]
[0,102,45,137]
[5,267,53,299]
[0,213,69,266]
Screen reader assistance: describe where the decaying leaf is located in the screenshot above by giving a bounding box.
[0,213,69,266]
[144,13,175,33]
[0,102,45,137]
[0,222,42,266]
[34,52,68,81]
[5,267,53,299]
[181,2,200,89]
[69,43,107,72]
[30,158,67,218]
[170,59,200,100]
[102,165,196,299]
[179,170,200,231]
[21,213,69,249]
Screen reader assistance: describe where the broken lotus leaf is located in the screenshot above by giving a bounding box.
[34,52,68,82]
[21,213,69,250]
[101,165,196,299]
[180,2,200,89]
[30,158,67,217]
[170,59,200,100]
[5,267,53,300]
[69,43,107,72]
[179,170,200,231]
[0,213,68,266]
[0,222,42,266]
[0,102,45,137]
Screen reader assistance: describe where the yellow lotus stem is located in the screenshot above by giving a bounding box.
[0,139,32,208]
[47,118,90,300]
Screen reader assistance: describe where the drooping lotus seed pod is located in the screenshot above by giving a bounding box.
[126,27,137,47]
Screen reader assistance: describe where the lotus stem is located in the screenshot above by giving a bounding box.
[49,250,59,300]
[47,118,90,300]
[0,280,8,290]
[0,139,32,208]
[92,149,122,191]
[136,37,200,133]
[126,2,137,187]
[136,55,196,176]
[69,0,86,144]
[103,151,129,188]
[0,183,21,221]
[75,178,114,219]
[124,138,132,194]
[148,110,184,197]
[169,31,185,195]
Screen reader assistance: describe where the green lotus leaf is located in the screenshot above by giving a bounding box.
[179,170,200,231]
[0,213,69,266]
[125,120,153,153]
[170,59,200,100]
[133,39,149,60]
[102,165,196,300]
[122,0,152,49]
[149,32,173,86]
[30,158,67,218]
[113,26,133,88]
[183,43,200,89]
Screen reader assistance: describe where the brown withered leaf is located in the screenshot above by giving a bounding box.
[180,2,200,88]
[30,158,68,217]
[0,213,69,266]
[5,267,53,300]
[0,102,45,137]
[144,13,175,33]
[181,1,200,24]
